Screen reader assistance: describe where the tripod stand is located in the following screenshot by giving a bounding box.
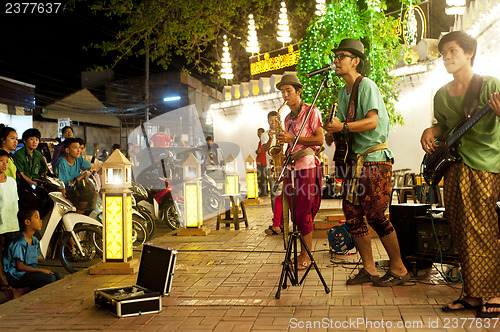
[275,162,330,299]
[275,72,332,299]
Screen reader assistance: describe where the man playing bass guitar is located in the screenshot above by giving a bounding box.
[420,31,500,318]
[324,39,409,287]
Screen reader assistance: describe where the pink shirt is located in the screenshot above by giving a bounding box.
[284,103,323,170]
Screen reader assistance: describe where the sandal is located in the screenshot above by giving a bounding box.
[372,271,410,287]
[442,299,481,312]
[476,303,500,318]
[346,268,379,285]
[264,226,281,235]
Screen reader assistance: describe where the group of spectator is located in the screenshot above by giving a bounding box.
[0,124,105,301]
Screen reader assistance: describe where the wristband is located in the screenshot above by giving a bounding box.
[341,122,350,134]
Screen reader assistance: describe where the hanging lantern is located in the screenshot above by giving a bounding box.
[315,0,326,16]
[246,14,260,54]
[221,35,234,82]
[277,2,292,47]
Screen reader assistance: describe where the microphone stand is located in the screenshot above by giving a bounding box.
[275,71,332,299]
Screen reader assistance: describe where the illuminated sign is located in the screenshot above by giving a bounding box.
[249,44,300,79]
[395,4,427,46]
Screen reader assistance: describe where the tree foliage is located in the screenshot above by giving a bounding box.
[298,0,404,126]
[76,0,317,85]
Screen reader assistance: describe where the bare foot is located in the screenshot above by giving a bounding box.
[445,297,482,310]
[12,287,30,299]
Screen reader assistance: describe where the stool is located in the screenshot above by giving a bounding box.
[390,186,417,205]
[216,194,248,230]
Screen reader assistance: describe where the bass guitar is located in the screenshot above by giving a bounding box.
[422,103,491,186]
[330,103,349,180]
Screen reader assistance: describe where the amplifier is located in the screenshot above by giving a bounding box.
[413,216,458,258]
[389,204,430,265]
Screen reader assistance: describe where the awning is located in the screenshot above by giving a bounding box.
[0,76,35,115]
[0,104,32,115]
[42,88,121,127]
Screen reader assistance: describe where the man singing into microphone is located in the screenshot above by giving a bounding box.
[275,74,324,269]
[323,39,409,286]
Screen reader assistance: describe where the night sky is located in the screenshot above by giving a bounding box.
[0,2,146,106]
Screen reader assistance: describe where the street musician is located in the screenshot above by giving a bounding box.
[275,74,323,270]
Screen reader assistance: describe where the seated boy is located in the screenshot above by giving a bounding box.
[12,128,50,216]
[57,138,95,213]
[13,128,47,186]
[3,209,61,292]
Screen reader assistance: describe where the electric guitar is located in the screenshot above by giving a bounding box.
[330,103,349,180]
[422,103,492,186]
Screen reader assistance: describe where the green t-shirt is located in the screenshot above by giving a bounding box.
[337,77,393,162]
[12,147,47,180]
[434,75,500,173]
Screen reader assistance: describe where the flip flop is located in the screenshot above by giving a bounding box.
[264,226,281,235]
[476,303,500,318]
[442,299,481,312]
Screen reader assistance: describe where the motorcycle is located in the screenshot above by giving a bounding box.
[201,172,223,217]
[131,181,156,237]
[154,178,184,230]
[32,176,103,274]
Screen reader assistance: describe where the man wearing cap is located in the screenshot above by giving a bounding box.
[275,73,324,269]
[324,39,409,286]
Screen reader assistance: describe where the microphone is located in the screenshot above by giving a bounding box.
[307,63,335,77]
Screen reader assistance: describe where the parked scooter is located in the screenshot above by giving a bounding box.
[132,181,155,237]
[155,178,184,230]
[201,171,222,216]
[34,176,103,274]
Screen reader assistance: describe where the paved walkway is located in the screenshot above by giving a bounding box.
[0,198,492,331]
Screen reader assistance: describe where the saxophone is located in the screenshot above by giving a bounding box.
[268,100,287,181]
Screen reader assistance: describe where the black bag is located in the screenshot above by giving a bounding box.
[17,174,51,217]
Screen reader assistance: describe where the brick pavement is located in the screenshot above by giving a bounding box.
[1,198,494,331]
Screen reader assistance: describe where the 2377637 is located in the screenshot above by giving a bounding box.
[5,2,62,14]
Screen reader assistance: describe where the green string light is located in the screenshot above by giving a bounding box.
[297,0,405,126]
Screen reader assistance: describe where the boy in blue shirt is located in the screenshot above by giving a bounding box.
[4,209,61,292]
[57,138,94,213]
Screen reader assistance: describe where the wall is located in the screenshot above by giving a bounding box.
[35,120,120,156]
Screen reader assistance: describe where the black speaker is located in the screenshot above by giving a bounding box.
[389,204,430,266]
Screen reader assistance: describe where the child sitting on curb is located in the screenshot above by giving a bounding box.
[3,209,62,292]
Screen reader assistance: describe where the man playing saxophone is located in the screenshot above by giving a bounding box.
[275,74,324,269]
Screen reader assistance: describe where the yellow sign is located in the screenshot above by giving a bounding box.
[250,49,300,76]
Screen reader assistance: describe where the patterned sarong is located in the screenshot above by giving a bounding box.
[343,161,394,238]
[444,162,500,298]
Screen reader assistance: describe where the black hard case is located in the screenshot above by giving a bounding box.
[94,244,177,317]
